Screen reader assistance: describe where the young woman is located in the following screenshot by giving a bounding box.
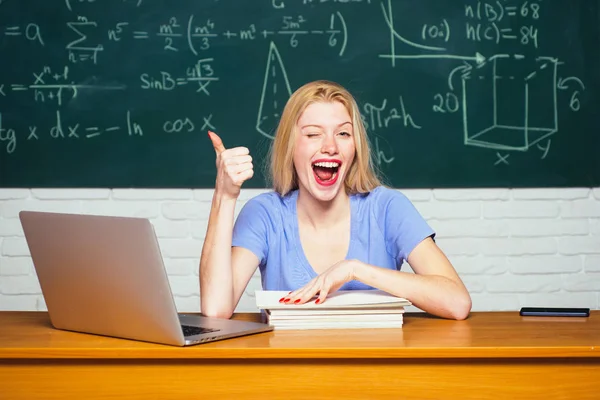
[200,80,471,320]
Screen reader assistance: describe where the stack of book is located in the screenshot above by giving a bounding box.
[255,290,411,330]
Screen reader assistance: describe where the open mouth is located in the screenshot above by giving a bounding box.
[312,161,341,186]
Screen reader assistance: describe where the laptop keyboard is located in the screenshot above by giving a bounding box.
[181,324,219,337]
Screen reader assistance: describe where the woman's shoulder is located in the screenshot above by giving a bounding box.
[242,190,277,208]
[237,190,296,229]
[241,190,295,213]
[354,185,412,208]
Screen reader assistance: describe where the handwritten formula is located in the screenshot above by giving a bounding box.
[0,0,597,188]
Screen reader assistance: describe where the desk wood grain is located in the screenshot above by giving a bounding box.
[1,311,599,399]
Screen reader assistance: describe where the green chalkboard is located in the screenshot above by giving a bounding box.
[1,0,598,188]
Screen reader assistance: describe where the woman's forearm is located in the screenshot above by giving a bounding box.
[353,262,472,320]
[199,193,238,318]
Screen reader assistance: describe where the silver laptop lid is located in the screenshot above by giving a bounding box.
[19,211,186,346]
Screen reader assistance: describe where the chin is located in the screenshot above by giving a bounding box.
[311,189,338,202]
[309,175,345,202]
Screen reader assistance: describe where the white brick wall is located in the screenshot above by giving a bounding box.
[1,188,599,313]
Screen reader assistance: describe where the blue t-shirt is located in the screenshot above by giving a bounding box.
[231,186,435,291]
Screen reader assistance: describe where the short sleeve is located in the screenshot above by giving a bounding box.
[231,197,269,265]
[380,189,435,265]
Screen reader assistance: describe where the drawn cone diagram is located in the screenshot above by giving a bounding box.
[256,42,292,140]
[377,0,585,162]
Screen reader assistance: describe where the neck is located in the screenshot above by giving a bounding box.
[296,188,350,230]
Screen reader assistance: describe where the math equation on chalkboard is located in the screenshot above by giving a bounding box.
[0,0,597,188]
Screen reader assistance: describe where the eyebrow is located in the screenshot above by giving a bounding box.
[300,121,353,130]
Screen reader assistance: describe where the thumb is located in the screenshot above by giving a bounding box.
[208,130,226,155]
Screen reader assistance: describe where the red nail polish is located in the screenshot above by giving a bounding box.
[294,299,301,304]
[315,299,321,304]
[278,297,285,303]
[284,298,290,303]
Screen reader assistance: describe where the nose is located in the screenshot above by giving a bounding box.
[320,133,339,155]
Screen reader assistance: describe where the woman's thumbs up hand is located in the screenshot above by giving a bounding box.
[208,130,254,200]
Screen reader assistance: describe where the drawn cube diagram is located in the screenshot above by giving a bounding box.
[462,56,559,151]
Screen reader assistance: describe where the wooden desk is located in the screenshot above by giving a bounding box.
[1,311,599,399]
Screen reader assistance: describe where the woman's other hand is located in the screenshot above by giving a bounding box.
[282,260,359,305]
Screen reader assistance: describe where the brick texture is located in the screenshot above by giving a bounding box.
[1,188,598,312]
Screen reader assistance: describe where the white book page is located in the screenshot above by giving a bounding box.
[255,289,411,310]
[268,308,406,317]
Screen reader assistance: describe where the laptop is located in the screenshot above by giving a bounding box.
[18,210,273,346]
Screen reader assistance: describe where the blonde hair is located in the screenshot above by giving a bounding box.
[268,80,381,196]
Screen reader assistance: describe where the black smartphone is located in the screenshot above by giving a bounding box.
[519,307,590,317]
